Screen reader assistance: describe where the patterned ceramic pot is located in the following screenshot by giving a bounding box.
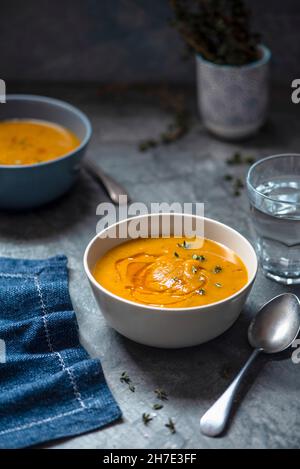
[196,45,271,140]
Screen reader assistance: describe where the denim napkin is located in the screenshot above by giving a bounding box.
[0,255,121,448]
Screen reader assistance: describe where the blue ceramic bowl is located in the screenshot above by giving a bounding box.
[0,94,92,210]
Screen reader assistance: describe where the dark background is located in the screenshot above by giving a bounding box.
[1,0,299,84]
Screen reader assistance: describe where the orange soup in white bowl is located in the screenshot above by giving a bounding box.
[84,213,257,348]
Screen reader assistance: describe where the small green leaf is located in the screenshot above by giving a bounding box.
[165,418,176,434]
[142,413,153,425]
[245,156,255,165]
[120,371,130,384]
[155,388,168,400]
[153,403,164,410]
[227,152,242,165]
[139,139,157,152]
[235,178,244,189]
[192,254,206,262]
[177,240,191,249]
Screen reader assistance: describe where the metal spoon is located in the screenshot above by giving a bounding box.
[84,159,130,204]
[200,293,300,437]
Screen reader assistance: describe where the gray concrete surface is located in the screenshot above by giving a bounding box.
[1,83,300,448]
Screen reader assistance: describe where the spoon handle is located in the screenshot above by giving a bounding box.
[200,348,260,437]
[85,160,130,205]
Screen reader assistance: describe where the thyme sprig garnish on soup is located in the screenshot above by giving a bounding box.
[192,254,206,262]
[177,240,191,249]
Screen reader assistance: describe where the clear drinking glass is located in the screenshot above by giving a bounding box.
[247,154,300,285]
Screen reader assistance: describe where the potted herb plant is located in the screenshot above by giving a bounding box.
[170,0,271,140]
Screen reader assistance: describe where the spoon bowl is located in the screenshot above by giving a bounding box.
[248,293,300,353]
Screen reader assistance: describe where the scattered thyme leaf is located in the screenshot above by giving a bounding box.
[172,276,179,282]
[227,152,242,166]
[138,139,157,152]
[165,418,176,434]
[120,371,130,384]
[155,388,168,401]
[213,265,222,274]
[192,254,206,262]
[138,89,190,152]
[177,240,191,249]
[197,289,206,295]
[153,403,164,410]
[120,371,135,392]
[245,156,256,165]
[215,282,222,288]
[142,413,153,425]
[174,251,179,258]
[192,266,198,274]
[235,178,244,189]
[226,152,255,167]
[224,173,245,197]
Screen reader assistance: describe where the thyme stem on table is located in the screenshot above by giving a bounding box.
[120,371,135,392]
[142,413,153,425]
[153,403,164,410]
[165,418,176,434]
[155,388,168,401]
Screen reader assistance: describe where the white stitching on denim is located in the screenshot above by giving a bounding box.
[0,408,85,436]
[0,273,34,278]
[0,399,108,436]
[33,275,86,409]
[0,269,91,437]
[0,272,86,409]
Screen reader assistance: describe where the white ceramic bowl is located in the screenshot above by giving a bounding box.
[83,213,257,348]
